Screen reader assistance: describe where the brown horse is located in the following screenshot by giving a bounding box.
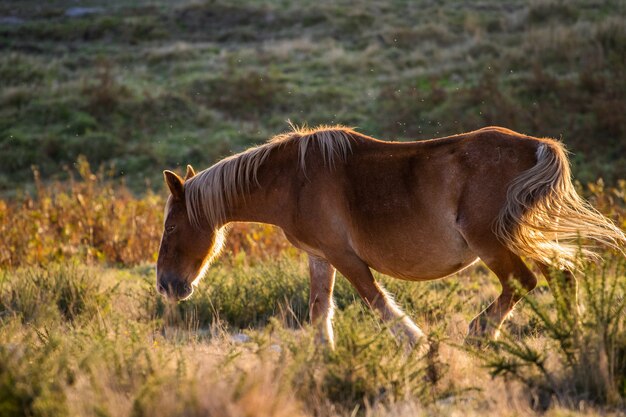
[156,125,625,346]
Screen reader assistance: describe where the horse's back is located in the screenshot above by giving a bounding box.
[291,127,545,280]
[340,127,542,228]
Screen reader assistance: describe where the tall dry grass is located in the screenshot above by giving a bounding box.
[0,158,290,268]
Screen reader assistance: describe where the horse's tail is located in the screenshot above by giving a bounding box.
[494,139,626,269]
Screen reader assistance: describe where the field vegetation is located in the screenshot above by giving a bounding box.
[1,0,626,416]
[1,165,625,416]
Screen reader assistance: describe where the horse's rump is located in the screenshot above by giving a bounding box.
[494,139,626,269]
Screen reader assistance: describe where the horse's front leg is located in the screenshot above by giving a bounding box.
[308,255,336,348]
[327,252,426,348]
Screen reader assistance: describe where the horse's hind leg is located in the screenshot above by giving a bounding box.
[535,262,580,316]
[468,251,537,340]
[327,253,426,346]
[308,255,337,348]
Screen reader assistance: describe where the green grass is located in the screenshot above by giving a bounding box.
[1,254,624,416]
[1,0,625,191]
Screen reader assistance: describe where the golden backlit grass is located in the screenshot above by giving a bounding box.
[0,158,291,268]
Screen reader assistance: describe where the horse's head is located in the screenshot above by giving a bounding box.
[156,165,220,301]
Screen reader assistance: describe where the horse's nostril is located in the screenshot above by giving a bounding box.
[157,276,193,301]
[180,284,194,300]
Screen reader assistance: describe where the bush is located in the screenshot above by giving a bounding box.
[0,264,113,324]
[477,258,626,409]
[0,330,69,417]
[0,158,163,267]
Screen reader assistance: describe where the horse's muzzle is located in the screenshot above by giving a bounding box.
[157,275,193,301]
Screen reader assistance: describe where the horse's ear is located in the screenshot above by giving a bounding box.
[184,164,196,180]
[163,170,184,199]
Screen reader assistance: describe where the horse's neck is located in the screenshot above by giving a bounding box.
[222,152,295,228]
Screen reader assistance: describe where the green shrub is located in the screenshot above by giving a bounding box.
[266,304,451,413]
[152,255,310,329]
[0,264,113,324]
[0,330,69,417]
[477,258,626,409]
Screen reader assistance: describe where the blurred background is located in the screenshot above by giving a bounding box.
[1,0,625,195]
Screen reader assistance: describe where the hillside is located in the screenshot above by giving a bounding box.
[1,0,625,192]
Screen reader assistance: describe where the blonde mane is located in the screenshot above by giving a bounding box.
[184,125,358,229]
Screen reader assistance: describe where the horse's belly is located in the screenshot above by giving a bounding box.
[370,257,478,281]
[368,254,479,281]
[354,229,478,281]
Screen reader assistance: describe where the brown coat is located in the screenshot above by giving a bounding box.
[157,126,625,346]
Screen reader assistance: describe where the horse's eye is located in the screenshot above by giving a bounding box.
[166,225,176,233]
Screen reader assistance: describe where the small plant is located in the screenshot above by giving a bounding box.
[477,257,626,410]
[0,264,113,324]
[0,327,70,417]
[271,308,452,414]
[81,60,130,117]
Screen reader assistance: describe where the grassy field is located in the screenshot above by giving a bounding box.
[1,0,625,191]
[0,144,624,417]
[1,0,626,416]
[1,187,625,416]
